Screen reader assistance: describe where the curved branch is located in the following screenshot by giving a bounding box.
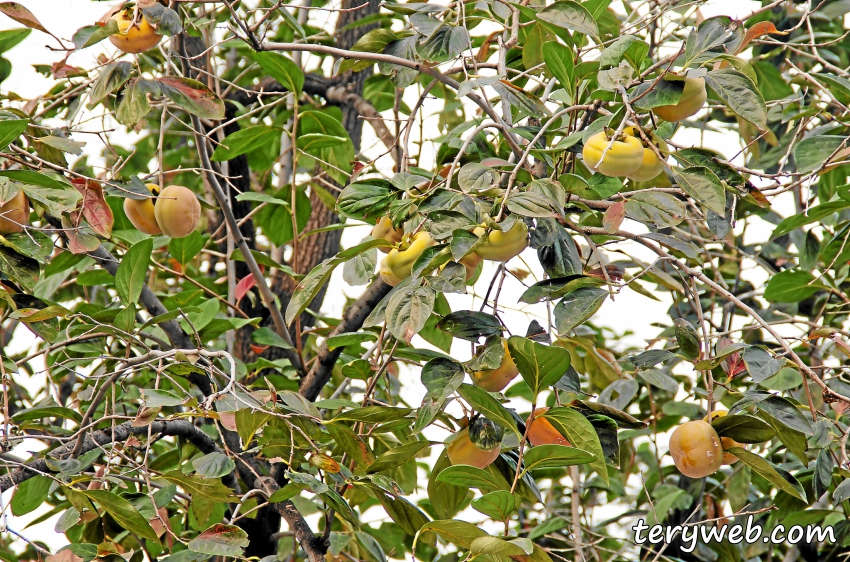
[0,420,237,492]
[299,278,392,401]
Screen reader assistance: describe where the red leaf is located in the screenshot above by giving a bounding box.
[235,273,257,302]
[250,343,269,355]
[603,201,625,234]
[736,21,788,55]
[72,179,113,238]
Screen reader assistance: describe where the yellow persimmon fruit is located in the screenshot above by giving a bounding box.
[371,216,404,254]
[582,130,644,177]
[154,185,201,239]
[526,407,571,446]
[652,77,707,123]
[0,191,30,234]
[473,220,528,262]
[109,8,162,54]
[383,231,436,282]
[622,126,669,182]
[446,427,501,469]
[124,183,162,236]
[472,338,520,392]
[669,420,723,478]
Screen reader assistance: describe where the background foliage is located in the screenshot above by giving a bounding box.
[0,0,849,561]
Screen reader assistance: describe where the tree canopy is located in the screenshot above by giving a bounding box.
[1,0,850,561]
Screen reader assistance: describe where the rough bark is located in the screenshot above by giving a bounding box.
[232,0,384,379]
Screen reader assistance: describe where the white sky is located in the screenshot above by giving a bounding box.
[0,0,811,555]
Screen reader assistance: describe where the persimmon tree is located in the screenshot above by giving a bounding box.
[1,0,850,561]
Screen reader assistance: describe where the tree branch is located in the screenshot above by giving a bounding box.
[0,420,237,492]
[299,278,392,401]
[255,477,327,562]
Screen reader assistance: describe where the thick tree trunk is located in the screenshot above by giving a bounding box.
[233,0,382,375]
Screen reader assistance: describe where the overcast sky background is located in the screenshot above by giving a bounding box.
[0,0,801,553]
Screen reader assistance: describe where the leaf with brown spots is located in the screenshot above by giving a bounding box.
[0,2,50,34]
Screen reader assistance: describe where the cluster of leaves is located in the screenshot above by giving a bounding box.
[0,0,850,562]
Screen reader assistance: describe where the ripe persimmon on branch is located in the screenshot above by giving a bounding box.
[1,0,850,561]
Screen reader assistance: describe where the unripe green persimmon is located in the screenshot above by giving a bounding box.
[473,221,528,262]
[582,131,644,177]
[652,77,707,122]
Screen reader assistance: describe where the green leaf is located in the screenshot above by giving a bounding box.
[169,231,206,265]
[727,448,806,502]
[624,191,686,228]
[12,403,81,423]
[339,28,399,74]
[115,238,153,306]
[772,200,849,239]
[159,471,238,502]
[0,118,27,151]
[471,491,517,520]
[252,52,304,97]
[192,452,236,479]
[710,414,774,443]
[90,61,133,107]
[211,125,282,162]
[675,167,726,215]
[369,486,431,539]
[415,520,488,550]
[705,68,767,129]
[11,475,51,516]
[507,336,572,399]
[330,406,412,424]
[674,318,701,360]
[366,440,430,473]
[541,407,609,484]
[470,536,528,557]
[537,1,599,37]
[793,135,845,174]
[0,245,38,290]
[553,287,607,332]
[188,524,249,557]
[386,284,435,343]
[522,444,595,470]
[436,465,511,492]
[764,270,825,303]
[81,489,160,542]
[457,384,521,436]
[116,79,151,127]
[72,19,119,50]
